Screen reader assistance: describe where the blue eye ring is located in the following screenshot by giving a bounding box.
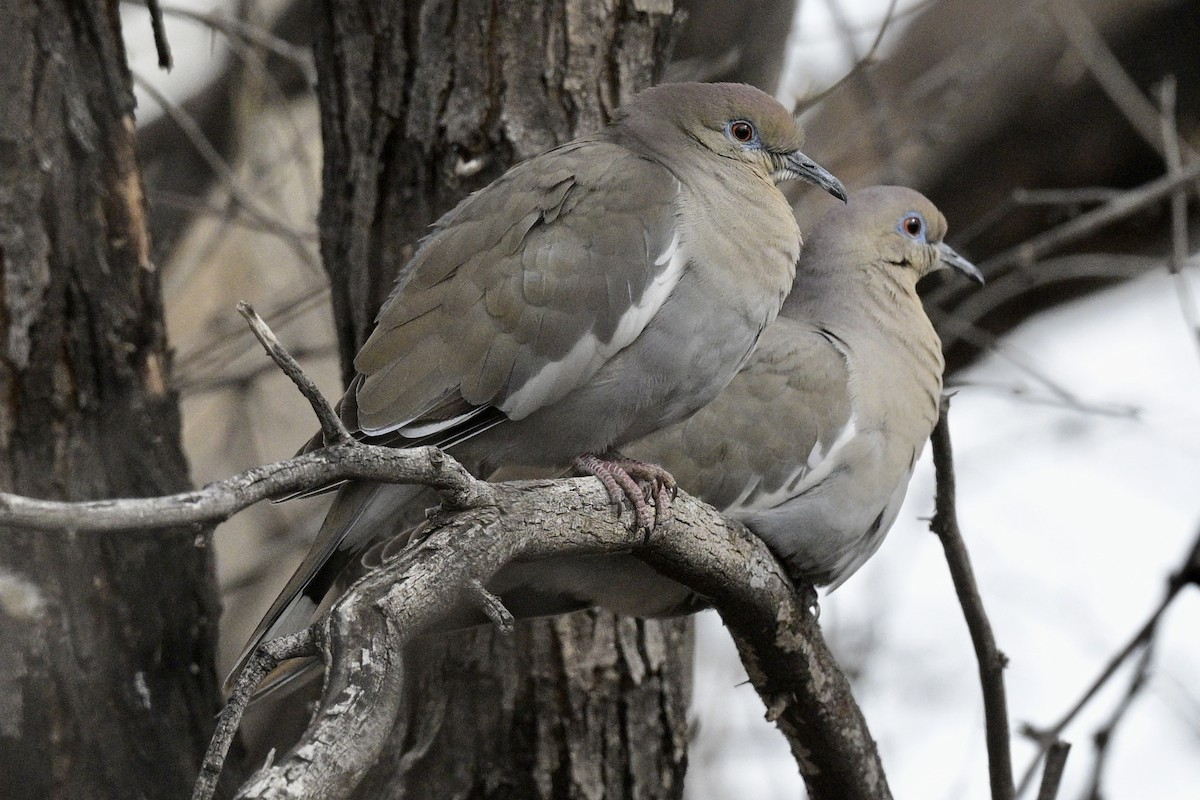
[725,119,760,147]
[898,212,927,242]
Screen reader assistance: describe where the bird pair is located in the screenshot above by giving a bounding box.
[230,82,981,689]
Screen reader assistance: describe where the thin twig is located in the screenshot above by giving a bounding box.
[1156,75,1200,359]
[1050,0,1197,163]
[175,342,336,396]
[147,190,321,240]
[1083,640,1156,800]
[1034,741,1071,800]
[1015,527,1200,795]
[1011,188,1123,207]
[793,0,902,114]
[144,0,173,69]
[192,627,320,800]
[155,2,315,83]
[929,398,1015,800]
[0,443,489,531]
[132,74,320,269]
[238,301,351,446]
[929,306,1129,418]
[977,159,1200,274]
[176,285,331,390]
[947,379,1138,419]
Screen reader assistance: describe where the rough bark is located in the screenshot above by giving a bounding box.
[0,2,228,798]
[309,1,689,797]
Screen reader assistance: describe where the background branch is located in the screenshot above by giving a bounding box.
[930,397,1016,800]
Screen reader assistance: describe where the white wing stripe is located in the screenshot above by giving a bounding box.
[498,231,688,420]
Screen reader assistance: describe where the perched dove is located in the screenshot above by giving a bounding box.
[229,82,845,687]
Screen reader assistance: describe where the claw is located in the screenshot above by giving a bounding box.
[572,451,676,535]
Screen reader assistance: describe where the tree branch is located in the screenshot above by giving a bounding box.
[930,397,1015,800]
[0,305,891,800]
[0,442,489,531]
[1015,526,1200,795]
[213,476,889,800]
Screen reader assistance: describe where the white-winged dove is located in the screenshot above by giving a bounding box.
[473,186,982,618]
[229,82,845,687]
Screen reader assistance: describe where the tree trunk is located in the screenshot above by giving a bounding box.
[312,1,691,796]
[0,2,229,798]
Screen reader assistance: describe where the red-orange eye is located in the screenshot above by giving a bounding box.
[903,215,924,237]
[729,120,756,143]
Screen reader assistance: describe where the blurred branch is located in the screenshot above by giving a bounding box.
[1082,639,1156,800]
[975,158,1200,275]
[1016,527,1200,795]
[132,74,319,269]
[155,3,316,83]
[930,398,1015,800]
[927,252,1164,416]
[1050,0,1198,163]
[1156,75,1200,359]
[176,343,335,396]
[142,0,173,69]
[794,0,902,113]
[1035,741,1071,800]
[147,190,320,241]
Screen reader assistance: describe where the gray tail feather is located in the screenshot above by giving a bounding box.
[225,480,431,692]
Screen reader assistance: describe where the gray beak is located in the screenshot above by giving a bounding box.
[783,151,848,203]
[937,242,985,284]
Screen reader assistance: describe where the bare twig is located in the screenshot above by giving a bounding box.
[1034,741,1071,800]
[0,442,491,531]
[1050,0,1197,163]
[192,627,320,800]
[143,0,173,70]
[927,253,1167,372]
[176,284,331,392]
[793,0,902,114]
[947,378,1138,419]
[154,3,315,83]
[1155,76,1200,358]
[1083,640,1156,800]
[1016,528,1200,795]
[132,74,320,269]
[949,188,1119,253]
[976,158,1200,275]
[1010,188,1124,207]
[238,301,351,446]
[929,398,1015,800]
